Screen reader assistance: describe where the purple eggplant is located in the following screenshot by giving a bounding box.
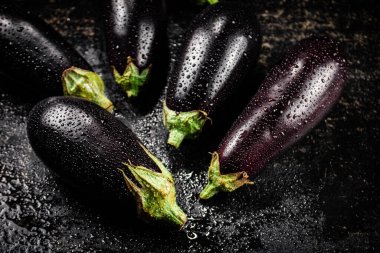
[200,36,348,199]
[163,3,261,148]
[0,4,113,111]
[103,0,167,98]
[27,96,187,227]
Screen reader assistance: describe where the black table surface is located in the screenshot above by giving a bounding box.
[0,0,379,252]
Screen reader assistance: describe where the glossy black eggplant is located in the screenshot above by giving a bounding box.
[27,96,187,227]
[200,37,348,199]
[0,4,113,111]
[103,0,167,99]
[163,3,261,148]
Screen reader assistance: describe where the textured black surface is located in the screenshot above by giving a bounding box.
[0,0,379,252]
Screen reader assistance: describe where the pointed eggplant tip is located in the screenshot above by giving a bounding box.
[199,152,254,200]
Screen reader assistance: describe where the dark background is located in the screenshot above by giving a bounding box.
[0,0,379,252]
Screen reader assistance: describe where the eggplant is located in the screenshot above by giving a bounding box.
[163,3,261,148]
[0,4,113,111]
[103,0,167,99]
[200,36,348,199]
[27,96,187,227]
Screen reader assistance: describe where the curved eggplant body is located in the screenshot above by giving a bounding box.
[164,3,261,148]
[200,37,348,199]
[103,0,167,98]
[27,97,186,226]
[0,4,113,111]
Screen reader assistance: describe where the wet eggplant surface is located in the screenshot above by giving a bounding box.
[0,0,379,252]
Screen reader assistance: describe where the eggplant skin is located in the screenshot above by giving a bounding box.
[27,96,187,226]
[102,0,167,90]
[27,97,159,197]
[0,4,91,95]
[166,3,261,114]
[219,36,348,176]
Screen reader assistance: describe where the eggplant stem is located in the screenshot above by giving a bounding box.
[199,152,254,200]
[196,0,219,5]
[116,145,187,227]
[162,101,208,149]
[112,56,151,98]
[62,66,114,112]
[167,129,186,149]
[208,0,219,4]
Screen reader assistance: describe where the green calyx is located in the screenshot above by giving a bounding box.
[113,56,151,98]
[199,152,254,200]
[118,143,187,228]
[195,0,219,5]
[162,101,208,149]
[62,66,114,112]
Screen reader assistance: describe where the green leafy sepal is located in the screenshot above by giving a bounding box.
[200,152,254,200]
[62,66,114,112]
[118,144,187,227]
